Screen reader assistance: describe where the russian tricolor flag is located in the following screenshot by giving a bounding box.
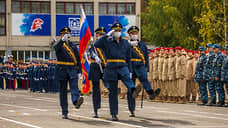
[79,7,92,94]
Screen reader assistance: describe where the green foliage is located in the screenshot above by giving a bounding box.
[141,0,227,49]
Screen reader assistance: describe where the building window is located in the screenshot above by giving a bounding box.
[56,2,93,15]
[12,0,50,14]
[99,3,107,15]
[45,51,50,59]
[99,3,135,15]
[0,0,6,36]
[108,3,116,15]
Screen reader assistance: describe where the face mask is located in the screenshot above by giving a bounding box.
[131,34,138,41]
[113,32,121,38]
[97,36,102,40]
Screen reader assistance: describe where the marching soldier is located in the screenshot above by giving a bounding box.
[205,43,216,106]
[212,44,225,107]
[127,26,161,117]
[94,23,142,121]
[194,47,208,105]
[54,27,83,119]
[221,44,228,107]
[88,27,109,118]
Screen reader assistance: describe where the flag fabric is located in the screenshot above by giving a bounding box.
[79,7,92,94]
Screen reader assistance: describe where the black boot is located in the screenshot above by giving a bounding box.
[112,115,119,121]
[224,104,228,107]
[216,101,225,107]
[93,109,98,118]
[129,111,135,117]
[73,97,84,109]
[132,85,142,99]
[147,88,161,100]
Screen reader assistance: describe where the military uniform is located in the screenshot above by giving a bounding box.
[54,27,83,118]
[205,43,216,105]
[0,63,3,89]
[212,44,225,106]
[168,48,176,101]
[94,23,142,121]
[28,63,34,92]
[152,48,160,99]
[221,45,228,107]
[162,49,169,99]
[127,26,160,116]
[185,50,195,101]
[158,48,165,100]
[88,27,109,118]
[194,47,208,105]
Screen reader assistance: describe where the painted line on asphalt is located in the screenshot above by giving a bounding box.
[157,110,228,121]
[69,113,148,128]
[25,98,57,103]
[0,103,48,112]
[0,116,41,128]
[184,110,228,117]
[57,112,148,128]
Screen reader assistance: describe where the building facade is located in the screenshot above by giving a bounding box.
[0,0,141,62]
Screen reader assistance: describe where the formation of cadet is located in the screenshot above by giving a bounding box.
[0,59,58,93]
[146,43,228,107]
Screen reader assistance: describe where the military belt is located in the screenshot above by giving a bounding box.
[131,58,143,62]
[57,61,75,66]
[90,59,96,63]
[107,59,126,63]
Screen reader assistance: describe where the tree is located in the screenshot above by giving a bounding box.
[194,0,228,47]
[141,0,201,49]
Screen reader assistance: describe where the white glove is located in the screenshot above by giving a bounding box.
[130,41,138,46]
[107,30,115,36]
[95,56,101,64]
[130,73,132,79]
[62,34,69,41]
[78,73,82,80]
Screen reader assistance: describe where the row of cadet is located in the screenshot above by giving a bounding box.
[0,59,59,93]
[114,44,228,107]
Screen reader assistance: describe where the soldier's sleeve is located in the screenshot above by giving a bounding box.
[54,39,64,52]
[94,36,107,49]
[143,43,149,72]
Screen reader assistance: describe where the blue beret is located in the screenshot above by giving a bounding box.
[213,44,222,49]
[206,43,214,48]
[224,44,228,50]
[199,46,206,51]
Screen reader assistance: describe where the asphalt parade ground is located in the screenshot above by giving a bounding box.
[0,90,228,128]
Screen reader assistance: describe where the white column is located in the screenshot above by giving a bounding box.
[37,51,39,60]
[23,51,25,62]
[43,51,45,60]
[30,51,32,61]
[16,51,19,61]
